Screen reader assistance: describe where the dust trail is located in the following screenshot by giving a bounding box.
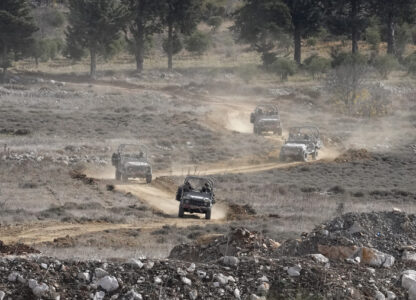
[116,182,227,220]
[224,110,252,133]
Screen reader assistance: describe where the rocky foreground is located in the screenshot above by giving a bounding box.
[2,212,416,299]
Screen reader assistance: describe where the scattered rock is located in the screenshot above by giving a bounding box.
[287,265,302,277]
[310,254,329,264]
[95,268,108,279]
[97,276,119,292]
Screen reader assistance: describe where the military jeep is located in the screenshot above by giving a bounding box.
[250,104,282,136]
[111,144,152,183]
[176,176,215,220]
[279,126,322,162]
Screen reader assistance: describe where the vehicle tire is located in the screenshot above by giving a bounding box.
[302,152,308,162]
[115,170,121,180]
[312,150,318,160]
[279,153,286,162]
[205,208,211,220]
[176,187,183,201]
[277,128,283,136]
[146,174,152,184]
[121,174,128,182]
[178,205,184,218]
[250,113,255,124]
[253,127,258,135]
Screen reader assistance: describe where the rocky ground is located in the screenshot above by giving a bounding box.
[3,212,416,299]
[0,70,415,299]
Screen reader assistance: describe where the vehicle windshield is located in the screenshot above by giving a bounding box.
[184,177,213,192]
[119,144,147,159]
[288,127,318,142]
[256,105,278,115]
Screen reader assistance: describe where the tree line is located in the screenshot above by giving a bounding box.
[1,0,416,79]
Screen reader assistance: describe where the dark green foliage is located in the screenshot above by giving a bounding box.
[281,0,323,63]
[0,0,38,78]
[304,55,331,79]
[271,58,297,81]
[66,0,127,78]
[185,31,211,55]
[404,52,416,75]
[162,33,183,56]
[325,0,372,53]
[160,0,203,70]
[207,16,223,31]
[365,24,381,53]
[330,48,368,68]
[44,8,65,27]
[232,0,291,67]
[371,0,416,56]
[122,0,162,72]
[372,55,399,79]
[395,23,413,58]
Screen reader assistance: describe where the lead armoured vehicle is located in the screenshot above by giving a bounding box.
[279,126,322,162]
[176,176,215,220]
[111,144,152,183]
[250,104,282,136]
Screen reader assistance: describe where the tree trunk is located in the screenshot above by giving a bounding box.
[134,22,145,73]
[1,45,7,83]
[294,26,302,64]
[35,57,39,67]
[90,48,97,79]
[351,0,359,54]
[167,22,173,71]
[387,13,396,55]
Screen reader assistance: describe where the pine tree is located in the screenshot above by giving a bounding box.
[160,0,202,70]
[0,0,38,80]
[122,0,162,73]
[66,0,127,79]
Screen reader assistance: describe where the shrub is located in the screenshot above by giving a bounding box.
[45,9,65,28]
[207,16,223,31]
[330,48,368,68]
[306,38,317,47]
[162,33,183,56]
[185,31,212,56]
[271,58,297,81]
[304,55,331,79]
[405,52,416,75]
[365,25,381,53]
[396,23,413,58]
[372,55,399,79]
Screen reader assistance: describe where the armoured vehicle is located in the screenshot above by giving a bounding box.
[279,126,322,162]
[111,144,152,183]
[250,104,282,136]
[176,176,215,220]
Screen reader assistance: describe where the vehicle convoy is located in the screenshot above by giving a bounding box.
[250,104,282,136]
[111,144,152,183]
[279,126,322,162]
[176,176,215,220]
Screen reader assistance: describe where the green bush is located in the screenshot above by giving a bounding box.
[306,38,317,47]
[185,31,212,56]
[372,55,399,79]
[45,9,65,28]
[304,55,331,79]
[365,25,381,52]
[396,23,413,58]
[207,16,223,31]
[405,52,416,75]
[271,58,297,81]
[162,33,183,56]
[330,48,368,68]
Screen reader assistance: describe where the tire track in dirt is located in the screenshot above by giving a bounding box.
[3,80,339,246]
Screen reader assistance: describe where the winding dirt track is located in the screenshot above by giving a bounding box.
[1,80,337,245]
